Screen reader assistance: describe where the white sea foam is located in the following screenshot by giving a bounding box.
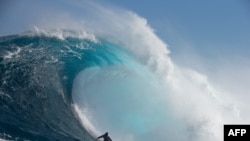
[73,104,101,137]
[3,47,21,59]
[0,132,13,141]
[70,2,243,141]
[22,26,98,42]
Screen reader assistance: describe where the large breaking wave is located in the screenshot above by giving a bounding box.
[0,1,247,141]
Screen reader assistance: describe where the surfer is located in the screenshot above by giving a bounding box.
[96,132,112,141]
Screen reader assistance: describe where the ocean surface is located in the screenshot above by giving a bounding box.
[0,31,103,141]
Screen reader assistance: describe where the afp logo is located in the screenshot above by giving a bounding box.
[224,125,250,141]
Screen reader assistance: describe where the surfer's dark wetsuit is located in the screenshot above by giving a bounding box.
[96,132,112,141]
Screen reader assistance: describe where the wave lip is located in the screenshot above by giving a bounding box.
[23,27,99,42]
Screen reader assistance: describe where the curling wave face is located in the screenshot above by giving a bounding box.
[0,31,104,141]
[0,29,172,141]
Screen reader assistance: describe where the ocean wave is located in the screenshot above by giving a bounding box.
[0,1,244,141]
[0,33,103,141]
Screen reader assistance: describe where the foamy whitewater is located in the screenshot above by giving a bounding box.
[0,1,248,141]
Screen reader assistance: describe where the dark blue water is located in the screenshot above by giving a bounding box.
[0,32,122,141]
